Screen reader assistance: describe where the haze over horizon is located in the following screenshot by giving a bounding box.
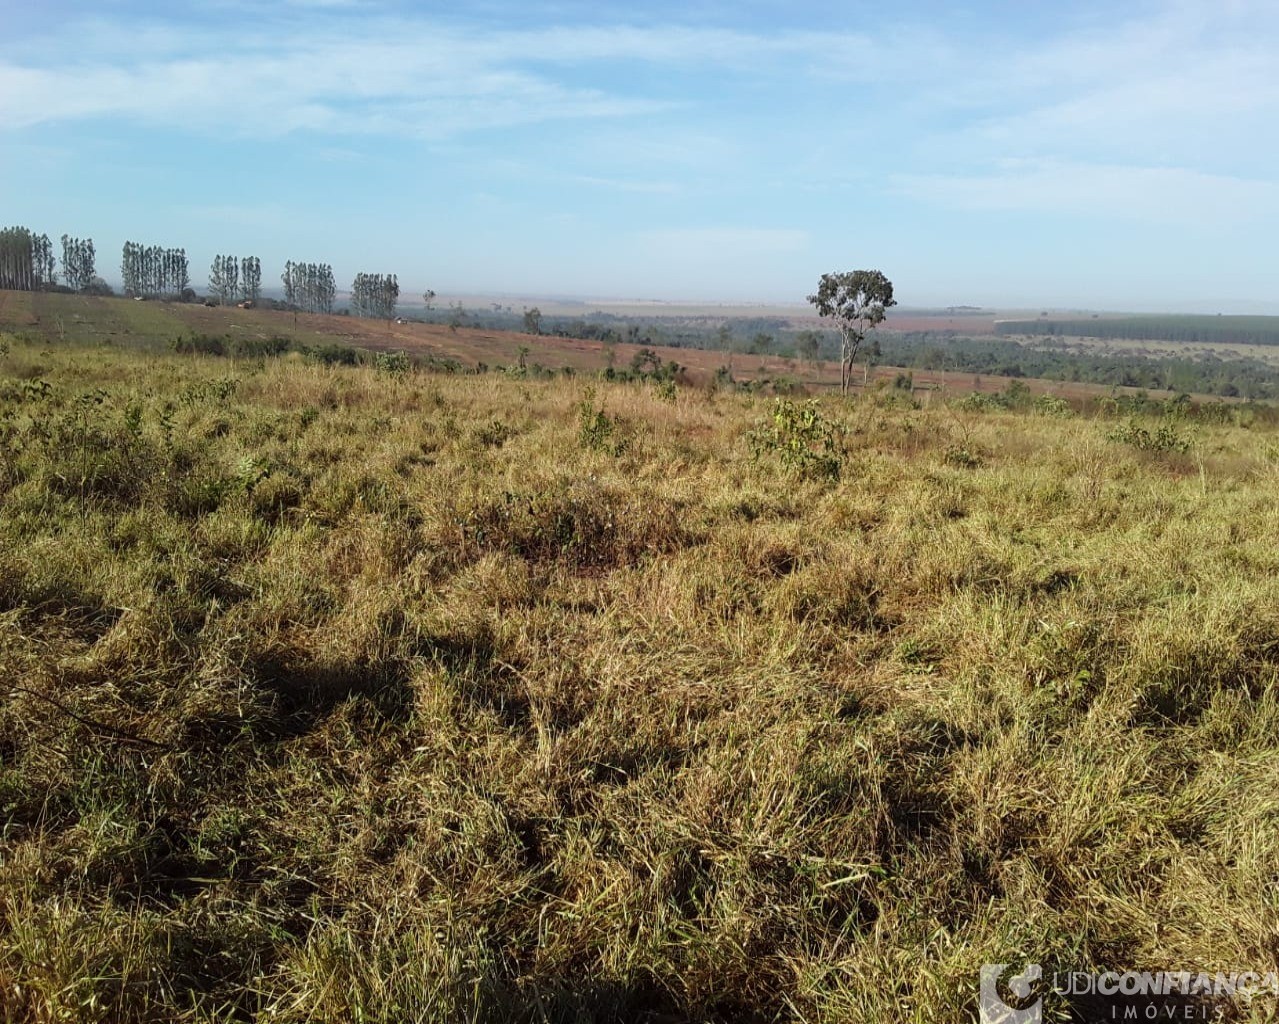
[3,0,1277,314]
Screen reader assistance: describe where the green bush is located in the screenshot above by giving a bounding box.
[301,343,361,367]
[942,442,985,468]
[473,419,515,448]
[171,334,226,356]
[748,398,843,481]
[576,388,628,456]
[1032,394,1073,417]
[955,392,1004,412]
[375,351,411,378]
[1106,419,1191,454]
[229,336,291,359]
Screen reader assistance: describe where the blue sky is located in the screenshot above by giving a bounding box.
[3,0,1278,310]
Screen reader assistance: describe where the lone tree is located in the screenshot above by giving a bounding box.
[807,270,895,395]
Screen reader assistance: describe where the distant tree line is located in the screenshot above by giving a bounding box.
[121,242,189,298]
[0,226,56,290]
[0,231,349,315]
[281,261,336,313]
[350,272,399,319]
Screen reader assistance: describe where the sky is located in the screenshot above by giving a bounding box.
[2,0,1278,311]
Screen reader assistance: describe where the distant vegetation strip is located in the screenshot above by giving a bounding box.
[2,289,1275,400]
[995,315,1279,346]
[878,335,1279,399]
[156,326,1279,400]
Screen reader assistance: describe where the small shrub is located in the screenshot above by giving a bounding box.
[630,348,662,375]
[1032,394,1073,417]
[460,483,695,570]
[870,387,920,410]
[996,379,1033,410]
[748,398,843,481]
[956,391,1006,413]
[250,474,303,522]
[21,379,53,402]
[171,334,227,356]
[302,343,361,367]
[576,388,628,456]
[229,336,291,358]
[179,377,239,407]
[942,442,985,469]
[895,637,938,670]
[1107,419,1191,454]
[375,351,411,378]
[168,472,235,518]
[233,454,271,493]
[474,419,515,448]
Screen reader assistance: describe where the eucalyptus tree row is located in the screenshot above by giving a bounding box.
[350,272,399,320]
[32,233,56,287]
[281,261,336,314]
[240,257,261,303]
[0,227,56,290]
[60,235,96,292]
[208,255,240,305]
[121,242,189,297]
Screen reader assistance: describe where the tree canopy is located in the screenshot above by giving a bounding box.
[807,270,896,394]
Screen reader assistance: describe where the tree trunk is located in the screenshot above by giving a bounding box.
[840,329,862,396]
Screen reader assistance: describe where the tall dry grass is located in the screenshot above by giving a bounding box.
[0,335,1276,1022]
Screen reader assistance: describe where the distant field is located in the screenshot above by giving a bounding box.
[416,297,1003,335]
[1025,334,1279,367]
[0,291,1236,405]
[996,314,1279,346]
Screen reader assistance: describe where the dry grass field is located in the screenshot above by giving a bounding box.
[1,326,1278,1021]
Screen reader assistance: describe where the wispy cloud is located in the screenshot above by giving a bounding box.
[568,175,681,194]
[636,227,809,253]
[0,15,881,139]
[9,2,1279,169]
[0,43,670,138]
[894,159,1279,226]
